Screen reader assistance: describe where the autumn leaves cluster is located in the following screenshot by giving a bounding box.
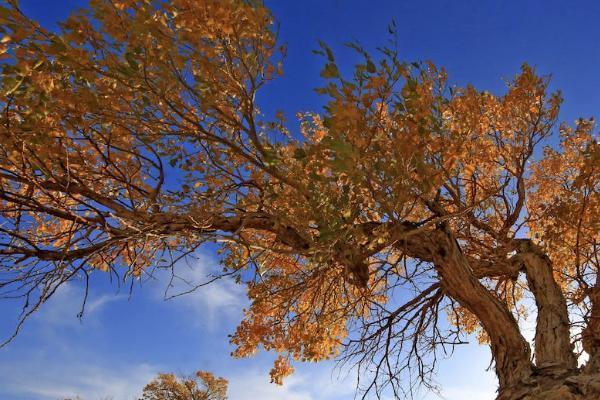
[0,0,598,394]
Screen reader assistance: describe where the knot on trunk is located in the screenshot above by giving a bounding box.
[498,371,600,400]
[334,245,369,288]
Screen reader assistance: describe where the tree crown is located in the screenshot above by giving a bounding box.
[0,0,598,397]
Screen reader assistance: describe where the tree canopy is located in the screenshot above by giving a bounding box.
[0,1,598,399]
[64,370,228,400]
[141,371,228,400]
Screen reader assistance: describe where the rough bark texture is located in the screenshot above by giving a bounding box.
[498,371,600,400]
[196,217,594,398]
[583,283,600,372]
[518,241,576,369]
[492,241,598,399]
[430,229,533,388]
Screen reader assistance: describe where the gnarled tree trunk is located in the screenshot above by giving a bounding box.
[423,232,599,399]
[430,229,533,389]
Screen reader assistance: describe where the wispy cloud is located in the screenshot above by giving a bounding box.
[439,385,496,400]
[1,359,355,400]
[33,282,125,328]
[0,283,148,400]
[228,370,313,400]
[152,253,248,329]
[227,365,357,400]
[0,250,499,400]
[0,356,156,400]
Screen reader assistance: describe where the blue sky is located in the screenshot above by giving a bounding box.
[1,1,600,399]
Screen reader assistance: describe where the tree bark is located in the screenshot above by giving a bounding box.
[429,228,533,389]
[583,281,600,372]
[517,240,576,370]
[497,370,600,400]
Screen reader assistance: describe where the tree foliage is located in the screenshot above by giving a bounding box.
[62,370,228,400]
[141,371,228,400]
[0,1,598,399]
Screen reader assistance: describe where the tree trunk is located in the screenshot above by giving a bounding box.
[518,241,576,369]
[497,370,600,400]
[495,241,595,399]
[430,228,532,389]
[583,281,600,372]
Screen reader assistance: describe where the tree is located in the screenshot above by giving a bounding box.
[60,371,227,400]
[140,371,228,400]
[0,0,598,399]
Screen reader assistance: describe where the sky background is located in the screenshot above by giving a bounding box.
[1,1,600,399]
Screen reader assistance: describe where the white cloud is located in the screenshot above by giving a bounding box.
[0,250,502,400]
[1,361,354,400]
[86,293,126,316]
[228,370,312,400]
[227,366,357,400]
[439,385,496,400]
[0,358,156,400]
[153,253,248,329]
[27,281,126,330]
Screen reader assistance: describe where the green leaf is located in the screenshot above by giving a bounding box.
[263,148,280,166]
[320,63,339,79]
[388,19,397,34]
[49,37,67,53]
[325,137,352,155]
[293,148,307,160]
[3,75,24,96]
[0,7,12,20]
[318,40,335,62]
[366,60,376,73]
[125,52,138,70]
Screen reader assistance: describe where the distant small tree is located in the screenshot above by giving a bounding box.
[0,1,598,399]
[140,371,228,400]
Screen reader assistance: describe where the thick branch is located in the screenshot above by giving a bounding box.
[583,280,600,372]
[515,239,576,370]
[430,228,532,388]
